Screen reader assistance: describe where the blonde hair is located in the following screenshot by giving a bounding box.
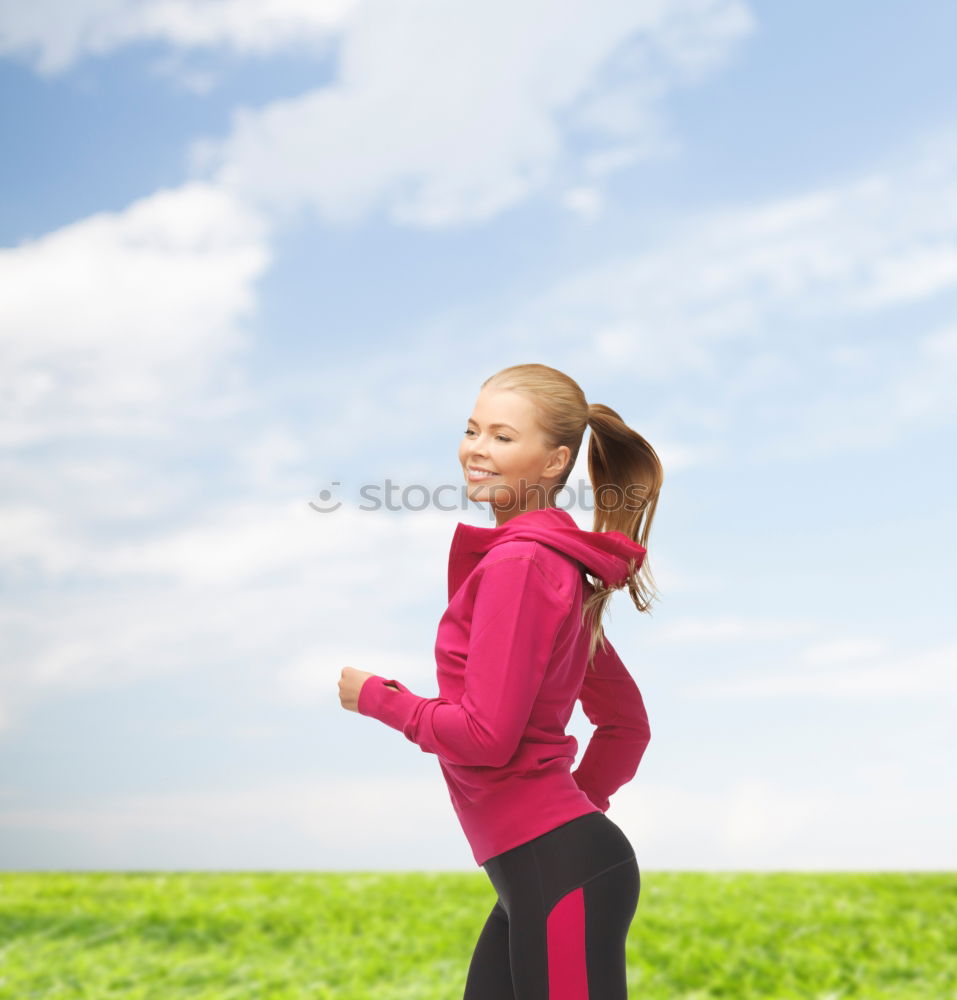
[481,362,663,669]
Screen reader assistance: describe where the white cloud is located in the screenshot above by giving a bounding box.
[0,506,79,577]
[499,131,957,387]
[232,426,309,492]
[0,774,437,843]
[98,500,453,589]
[613,776,957,869]
[3,770,953,869]
[846,244,957,309]
[561,185,605,222]
[0,0,355,74]
[0,0,754,223]
[0,500,453,730]
[196,0,754,228]
[892,322,957,424]
[653,618,815,643]
[682,641,957,699]
[582,144,644,178]
[801,638,887,666]
[0,774,466,869]
[749,315,957,458]
[450,127,957,465]
[0,180,271,447]
[274,645,433,704]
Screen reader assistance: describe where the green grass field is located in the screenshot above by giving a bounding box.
[1,872,954,999]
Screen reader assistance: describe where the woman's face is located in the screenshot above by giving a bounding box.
[458,387,570,524]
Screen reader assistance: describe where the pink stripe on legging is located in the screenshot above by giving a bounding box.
[546,885,588,998]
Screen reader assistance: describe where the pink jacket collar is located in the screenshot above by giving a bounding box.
[447,505,646,601]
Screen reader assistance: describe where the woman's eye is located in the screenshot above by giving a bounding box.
[463,428,510,442]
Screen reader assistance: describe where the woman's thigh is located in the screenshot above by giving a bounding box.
[463,898,514,1000]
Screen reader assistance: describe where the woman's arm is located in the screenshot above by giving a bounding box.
[357,554,572,768]
[570,634,651,812]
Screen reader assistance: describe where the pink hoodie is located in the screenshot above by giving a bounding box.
[357,505,652,866]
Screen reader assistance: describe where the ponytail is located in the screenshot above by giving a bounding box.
[581,401,663,668]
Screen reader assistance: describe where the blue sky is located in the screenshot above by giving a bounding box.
[2,0,955,871]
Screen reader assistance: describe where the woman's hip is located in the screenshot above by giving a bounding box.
[481,810,637,917]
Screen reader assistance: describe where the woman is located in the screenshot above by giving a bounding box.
[339,362,663,999]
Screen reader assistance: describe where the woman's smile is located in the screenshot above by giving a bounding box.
[466,465,499,481]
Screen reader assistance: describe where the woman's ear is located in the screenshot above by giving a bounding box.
[548,445,571,478]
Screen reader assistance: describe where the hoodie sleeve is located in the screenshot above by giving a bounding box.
[570,634,651,812]
[356,554,570,767]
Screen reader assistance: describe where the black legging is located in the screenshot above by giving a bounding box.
[463,810,640,999]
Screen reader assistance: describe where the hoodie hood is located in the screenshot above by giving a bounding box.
[447,505,646,601]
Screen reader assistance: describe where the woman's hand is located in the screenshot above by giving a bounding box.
[339,666,376,712]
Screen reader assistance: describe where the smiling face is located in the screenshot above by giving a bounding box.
[458,386,570,526]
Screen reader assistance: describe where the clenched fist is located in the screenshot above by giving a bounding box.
[338,666,375,712]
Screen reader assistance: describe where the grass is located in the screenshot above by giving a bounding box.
[0,871,954,999]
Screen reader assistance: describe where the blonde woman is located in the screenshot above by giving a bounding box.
[339,362,662,999]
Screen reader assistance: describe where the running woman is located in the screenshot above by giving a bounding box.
[339,362,663,999]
